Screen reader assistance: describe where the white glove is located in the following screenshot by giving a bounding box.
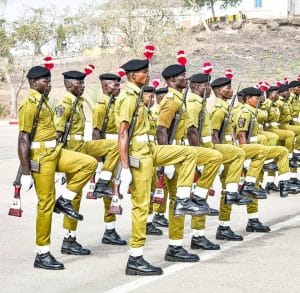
[196,165,204,173]
[95,162,103,182]
[21,174,34,191]
[217,164,224,175]
[243,159,251,170]
[164,165,175,179]
[55,172,66,185]
[119,168,132,196]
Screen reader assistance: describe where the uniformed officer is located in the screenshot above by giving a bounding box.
[19,66,97,270]
[115,59,203,275]
[186,73,250,250]
[158,65,223,261]
[210,77,267,241]
[54,70,120,255]
[91,73,127,246]
[236,87,296,232]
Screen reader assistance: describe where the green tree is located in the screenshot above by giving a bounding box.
[185,0,241,18]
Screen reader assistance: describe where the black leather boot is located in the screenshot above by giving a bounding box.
[225,192,252,205]
[34,252,64,270]
[61,236,91,255]
[102,228,127,245]
[265,182,279,194]
[126,256,163,276]
[174,198,208,216]
[54,196,83,221]
[240,182,267,199]
[263,161,278,172]
[93,179,113,198]
[152,214,169,227]
[289,159,300,168]
[246,218,271,232]
[190,194,219,216]
[165,245,200,262]
[191,236,220,250]
[146,222,163,235]
[216,225,243,241]
[290,177,300,187]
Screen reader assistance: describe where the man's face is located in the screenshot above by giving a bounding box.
[133,68,149,86]
[219,84,233,100]
[270,90,279,101]
[34,77,51,96]
[143,92,154,107]
[113,81,121,97]
[68,80,85,96]
[247,95,260,108]
[296,86,300,95]
[156,93,165,104]
[198,82,211,98]
[173,72,187,89]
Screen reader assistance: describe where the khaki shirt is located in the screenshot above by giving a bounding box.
[288,92,300,119]
[92,94,117,134]
[157,87,187,141]
[18,89,56,141]
[236,103,259,138]
[265,99,280,123]
[148,104,160,136]
[276,96,292,124]
[54,92,86,135]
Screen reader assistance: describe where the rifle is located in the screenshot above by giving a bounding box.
[219,82,241,142]
[8,93,46,217]
[246,95,262,143]
[100,94,114,139]
[60,94,81,147]
[152,84,190,204]
[109,86,144,215]
[197,87,208,143]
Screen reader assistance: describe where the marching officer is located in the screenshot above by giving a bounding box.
[19,66,97,270]
[54,70,120,255]
[91,73,127,245]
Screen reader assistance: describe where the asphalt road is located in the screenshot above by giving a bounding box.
[1,124,300,293]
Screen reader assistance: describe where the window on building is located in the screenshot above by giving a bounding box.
[254,0,263,8]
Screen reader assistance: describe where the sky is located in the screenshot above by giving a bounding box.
[3,0,106,21]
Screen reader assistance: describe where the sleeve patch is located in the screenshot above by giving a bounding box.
[238,118,246,128]
[55,105,65,117]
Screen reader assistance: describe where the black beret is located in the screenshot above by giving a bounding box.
[190,73,211,84]
[99,73,121,82]
[162,64,186,79]
[26,66,51,79]
[143,85,155,93]
[237,90,244,96]
[242,87,262,97]
[63,71,86,80]
[156,87,168,95]
[289,80,300,88]
[267,86,279,92]
[211,77,231,88]
[121,59,149,72]
[278,84,289,92]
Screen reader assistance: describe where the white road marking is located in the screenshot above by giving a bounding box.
[105,215,300,293]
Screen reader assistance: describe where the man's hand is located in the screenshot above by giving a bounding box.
[21,174,34,191]
[119,168,132,196]
[164,165,175,179]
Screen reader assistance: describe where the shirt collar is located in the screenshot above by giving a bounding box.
[244,103,256,114]
[168,87,183,100]
[66,91,84,103]
[29,89,49,102]
[127,82,141,94]
[216,97,229,109]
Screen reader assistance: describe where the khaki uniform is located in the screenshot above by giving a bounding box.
[212,98,267,221]
[54,92,119,231]
[288,92,300,123]
[157,88,222,241]
[115,82,197,248]
[19,89,97,246]
[187,93,245,231]
[92,94,119,224]
[237,104,289,214]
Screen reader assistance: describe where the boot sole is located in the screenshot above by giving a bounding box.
[190,244,220,250]
[53,207,83,221]
[152,222,169,228]
[216,235,243,241]
[246,227,271,233]
[164,255,200,262]
[126,268,163,276]
[102,239,127,245]
[34,263,64,270]
[146,232,163,236]
[61,249,90,255]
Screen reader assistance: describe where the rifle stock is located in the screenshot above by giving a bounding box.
[246,95,262,143]
[100,94,114,139]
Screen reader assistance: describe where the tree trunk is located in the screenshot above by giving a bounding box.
[210,0,216,18]
[3,66,17,119]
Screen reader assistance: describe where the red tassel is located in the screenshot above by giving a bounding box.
[283,77,289,85]
[259,81,270,92]
[43,56,54,70]
[203,61,213,75]
[276,81,282,87]
[225,69,233,79]
[84,64,95,75]
[117,68,126,77]
[177,50,187,66]
[151,79,160,88]
[144,45,155,60]
[297,75,300,82]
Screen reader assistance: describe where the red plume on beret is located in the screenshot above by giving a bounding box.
[151,79,160,88]
[276,81,282,87]
[259,81,270,92]
[177,50,187,66]
[84,64,95,75]
[297,75,300,82]
[225,69,233,79]
[43,56,54,70]
[203,61,213,75]
[283,77,289,85]
[144,45,155,60]
[117,68,126,78]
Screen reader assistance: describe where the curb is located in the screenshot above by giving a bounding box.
[0,120,19,126]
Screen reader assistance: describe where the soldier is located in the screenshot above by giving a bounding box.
[157,65,223,260]
[210,77,267,240]
[54,71,120,255]
[186,73,251,250]
[91,73,127,246]
[115,59,206,275]
[19,66,97,269]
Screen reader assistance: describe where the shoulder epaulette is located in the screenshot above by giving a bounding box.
[97,99,106,105]
[62,96,72,105]
[214,103,222,108]
[165,92,174,100]
[125,87,135,95]
[242,108,249,113]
